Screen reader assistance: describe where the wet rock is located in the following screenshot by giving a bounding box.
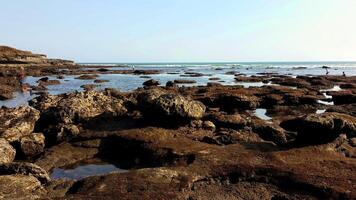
[165,81,176,88]
[143,79,160,87]
[218,94,260,110]
[75,74,99,80]
[0,106,40,142]
[37,77,60,86]
[340,83,356,89]
[326,104,356,117]
[261,94,284,107]
[80,84,97,91]
[0,175,46,199]
[31,84,47,92]
[234,76,265,82]
[202,134,235,145]
[0,162,50,184]
[207,82,222,87]
[251,119,288,145]
[35,142,98,172]
[281,112,356,145]
[20,133,45,158]
[132,70,160,75]
[0,138,16,164]
[330,91,356,105]
[174,79,197,84]
[207,113,247,129]
[94,79,109,83]
[271,77,311,88]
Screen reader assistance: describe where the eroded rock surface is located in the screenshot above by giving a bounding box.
[0,138,16,164]
[0,106,40,142]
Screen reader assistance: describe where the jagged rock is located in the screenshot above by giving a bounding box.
[30,91,127,143]
[31,91,127,124]
[20,133,45,158]
[0,84,15,100]
[0,106,40,142]
[150,93,205,119]
[281,112,356,145]
[0,175,46,199]
[0,162,50,184]
[0,138,16,164]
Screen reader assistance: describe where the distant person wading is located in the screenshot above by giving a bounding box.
[17,67,28,92]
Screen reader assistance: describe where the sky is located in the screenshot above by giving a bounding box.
[1,0,356,63]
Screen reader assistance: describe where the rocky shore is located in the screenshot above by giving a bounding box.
[0,46,355,199]
[0,75,355,199]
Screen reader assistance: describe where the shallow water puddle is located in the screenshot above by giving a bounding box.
[51,161,128,180]
[320,85,342,92]
[0,92,34,108]
[317,100,334,106]
[316,109,326,114]
[254,108,272,120]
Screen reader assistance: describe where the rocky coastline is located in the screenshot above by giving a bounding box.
[0,46,355,199]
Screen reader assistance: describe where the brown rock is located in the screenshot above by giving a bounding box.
[0,106,40,142]
[0,138,16,164]
[20,133,45,158]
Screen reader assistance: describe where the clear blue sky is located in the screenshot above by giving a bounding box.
[1,0,356,62]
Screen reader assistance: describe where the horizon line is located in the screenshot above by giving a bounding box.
[77,61,356,64]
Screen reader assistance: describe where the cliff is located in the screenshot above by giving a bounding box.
[0,46,74,66]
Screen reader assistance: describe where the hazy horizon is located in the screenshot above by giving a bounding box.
[1,0,356,63]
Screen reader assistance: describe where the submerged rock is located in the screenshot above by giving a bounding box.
[0,138,16,164]
[0,106,40,142]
